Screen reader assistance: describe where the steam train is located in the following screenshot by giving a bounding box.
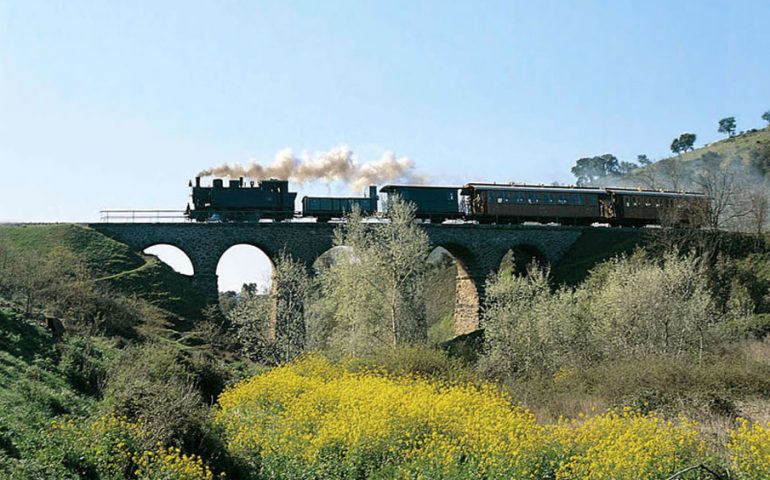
[186,176,708,227]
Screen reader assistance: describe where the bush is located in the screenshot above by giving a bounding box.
[729,419,770,479]
[481,251,753,379]
[56,336,108,396]
[102,343,207,449]
[214,355,720,480]
[344,344,479,384]
[38,415,216,480]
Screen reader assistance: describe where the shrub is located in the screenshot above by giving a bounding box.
[56,335,108,396]
[728,419,770,479]
[102,343,207,449]
[214,355,718,480]
[43,415,216,479]
[553,408,705,480]
[481,251,753,379]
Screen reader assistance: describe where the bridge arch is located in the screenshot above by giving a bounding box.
[215,243,276,294]
[430,243,483,337]
[312,245,355,272]
[498,243,549,275]
[143,244,194,276]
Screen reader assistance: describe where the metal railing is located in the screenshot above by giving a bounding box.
[99,210,189,223]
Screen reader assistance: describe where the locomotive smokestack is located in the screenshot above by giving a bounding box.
[195,176,201,188]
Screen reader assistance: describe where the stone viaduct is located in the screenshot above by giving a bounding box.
[90,223,585,334]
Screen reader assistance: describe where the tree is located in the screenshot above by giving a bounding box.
[571,154,620,186]
[762,110,770,125]
[671,133,696,155]
[718,117,737,137]
[618,161,639,175]
[272,251,312,362]
[660,158,685,191]
[743,189,769,241]
[671,138,682,155]
[637,154,652,167]
[692,153,752,231]
[313,197,430,355]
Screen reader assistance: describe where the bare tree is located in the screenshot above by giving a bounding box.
[692,163,752,231]
[741,188,769,243]
[660,158,685,191]
[635,161,660,190]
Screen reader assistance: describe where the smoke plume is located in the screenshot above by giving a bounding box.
[197,146,426,193]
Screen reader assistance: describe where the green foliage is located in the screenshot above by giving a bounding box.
[310,198,431,355]
[105,255,208,322]
[719,116,737,137]
[272,251,312,362]
[671,132,697,154]
[345,344,479,384]
[223,252,313,364]
[423,248,457,344]
[570,153,620,185]
[504,344,770,421]
[481,251,754,380]
[762,110,770,125]
[0,224,143,277]
[101,342,208,449]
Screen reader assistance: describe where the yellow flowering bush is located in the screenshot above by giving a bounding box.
[728,419,770,478]
[216,355,555,478]
[49,414,215,480]
[553,409,705,480]
[215,355,717,479]
[133,445,214,480]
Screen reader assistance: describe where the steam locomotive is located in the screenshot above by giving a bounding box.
[186,176,708,227]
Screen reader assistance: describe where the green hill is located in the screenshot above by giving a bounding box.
[626,126,770,188]
[0,224,207,324]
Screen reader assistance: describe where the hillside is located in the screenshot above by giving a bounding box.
[0,224,207,324]
[625,126,770,188]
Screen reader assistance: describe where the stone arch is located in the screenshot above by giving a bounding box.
[143,244,194,276]
[498,243,549,275]
[311,245,355,272]
[215,243,276,294]
[430,243,482,336]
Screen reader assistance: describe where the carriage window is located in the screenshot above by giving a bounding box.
[488,192,494,202]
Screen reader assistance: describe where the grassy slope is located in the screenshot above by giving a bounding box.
[0,224,207,322]
[676,126,770,164]
[627,125,770,184]
[0,224,143,277]
[0,309,95,464]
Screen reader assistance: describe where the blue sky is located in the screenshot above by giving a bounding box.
[1,0,769,289]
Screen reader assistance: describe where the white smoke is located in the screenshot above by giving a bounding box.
[197,146,426,193]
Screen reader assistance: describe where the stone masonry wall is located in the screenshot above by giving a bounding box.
[90,222,585,333]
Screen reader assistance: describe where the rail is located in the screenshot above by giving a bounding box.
[99,210,189,223]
